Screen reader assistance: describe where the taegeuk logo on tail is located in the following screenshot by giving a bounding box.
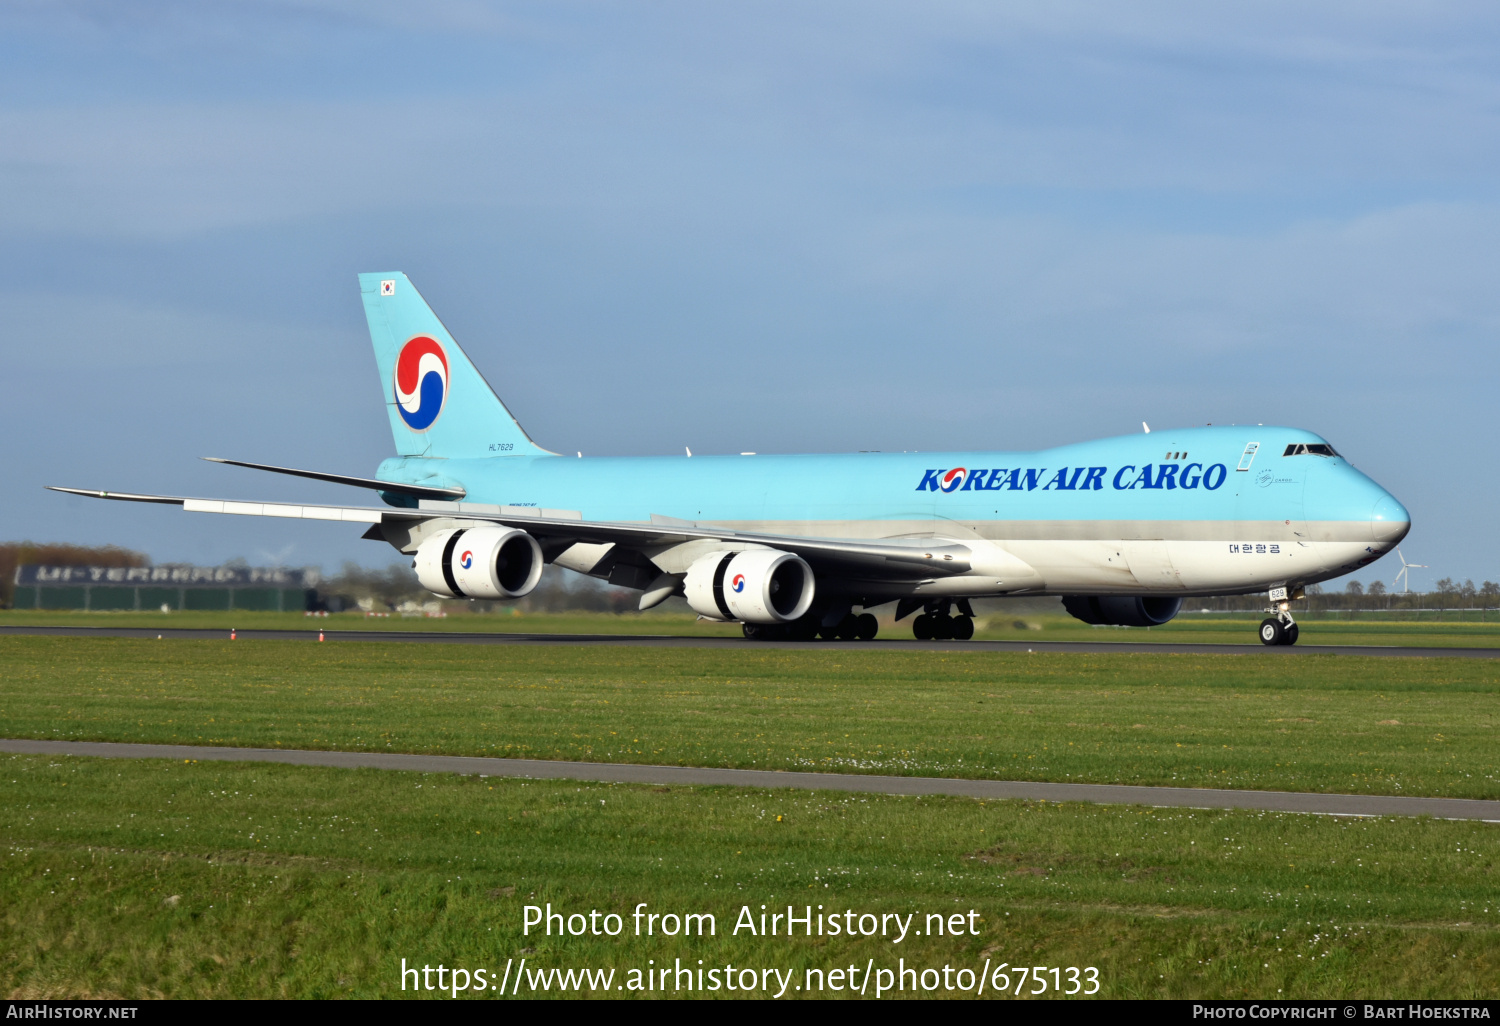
[394,335,449,432]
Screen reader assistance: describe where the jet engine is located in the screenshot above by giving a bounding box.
[1062,595,1182,627]
[414,527,544,600]
[683,549,815,624]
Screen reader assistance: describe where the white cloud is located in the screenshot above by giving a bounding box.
[4,3,1500,238]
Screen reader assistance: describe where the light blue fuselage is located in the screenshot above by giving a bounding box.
[377,424,1409,598]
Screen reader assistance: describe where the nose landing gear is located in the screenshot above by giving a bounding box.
[1258,617,1299,645]
[1259,588,1300,646]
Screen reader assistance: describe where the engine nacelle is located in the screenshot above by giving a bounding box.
[683,549,815,624]
[414,527,544,600]
[1062,595,1182,627]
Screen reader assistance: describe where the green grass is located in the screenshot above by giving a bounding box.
[6,607,1500,648]
[3,637,1498,797]
[3,753,1496,999]
[5,639,1498,998]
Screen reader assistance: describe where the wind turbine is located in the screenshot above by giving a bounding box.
[1393,549,1427,594]
[258,544,295,569]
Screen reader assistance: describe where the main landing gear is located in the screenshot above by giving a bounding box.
[1259,589,1300,646]
[908,599,976,642]
[742,611,877,642]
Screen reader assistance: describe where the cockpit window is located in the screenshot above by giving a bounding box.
[1282,443,1339,458]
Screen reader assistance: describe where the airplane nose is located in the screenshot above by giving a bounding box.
[1371,492,1410,546]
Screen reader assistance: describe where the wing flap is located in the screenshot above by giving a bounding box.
[181,497,384,524]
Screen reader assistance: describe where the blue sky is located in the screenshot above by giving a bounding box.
[3,2,1497,587]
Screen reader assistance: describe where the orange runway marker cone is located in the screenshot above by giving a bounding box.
[230,628,236,641]
[318,631,324,642]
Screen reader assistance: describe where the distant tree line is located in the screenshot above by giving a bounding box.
[3,540,1496,614]
[1201,577,1499,612]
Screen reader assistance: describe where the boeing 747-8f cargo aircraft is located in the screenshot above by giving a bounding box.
[52,273,1410,645]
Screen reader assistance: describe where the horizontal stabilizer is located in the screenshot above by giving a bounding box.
[202,457,466,499]
[46,486,186,504]
[47,485,991,580]
[47,486,387,524]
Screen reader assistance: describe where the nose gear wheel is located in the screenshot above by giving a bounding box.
[1259,595,1300,646]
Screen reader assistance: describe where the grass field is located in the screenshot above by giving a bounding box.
[3,753,1497,999]
[3,636,1498,998]
[2,637,1497,797]
[5,607,1500,648]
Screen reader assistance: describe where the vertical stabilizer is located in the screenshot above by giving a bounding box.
[358,272,551,459]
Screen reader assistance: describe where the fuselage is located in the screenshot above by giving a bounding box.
[377,425,1409,599]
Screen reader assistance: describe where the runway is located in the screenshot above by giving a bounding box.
[2,623,1497,658]
[4,737,1498,821]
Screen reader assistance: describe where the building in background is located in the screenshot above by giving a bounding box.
[12,565,320,612]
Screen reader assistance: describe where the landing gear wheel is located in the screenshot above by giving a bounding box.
[951,615,975,641]
[835,615,860,641]
[1282,622,1299,646]
[789,616,820,641]
[855,613,878,641]
[912,613,934,640]
[931,614,954,640]
[1259,618,1285,646]
[743,623,762,640]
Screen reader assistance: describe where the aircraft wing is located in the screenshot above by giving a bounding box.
[46,486,978,579]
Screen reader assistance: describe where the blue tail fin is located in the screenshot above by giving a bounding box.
[359,272,552,459]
